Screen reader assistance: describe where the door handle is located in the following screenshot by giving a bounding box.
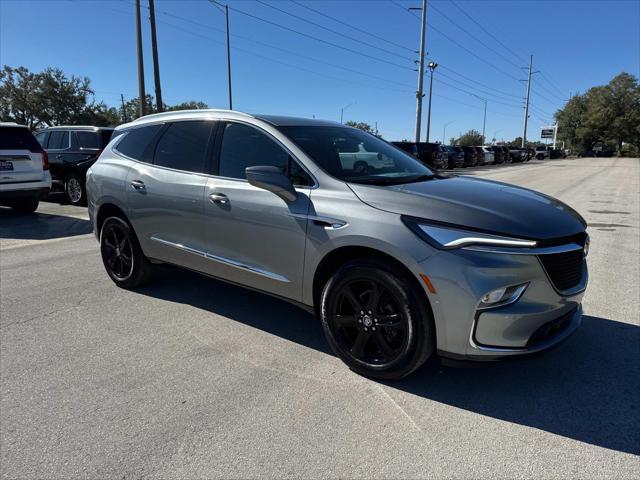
[130,180,146,191]
[209,193,229,205]
[56,155,63,159]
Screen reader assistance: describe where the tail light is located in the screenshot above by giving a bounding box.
[40,149,49,170]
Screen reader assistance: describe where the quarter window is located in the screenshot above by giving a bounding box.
[115,124,163,161]
[34,131,48,148]
[153,121,213,173]
[218,122,312,186]
[47,131,69,150]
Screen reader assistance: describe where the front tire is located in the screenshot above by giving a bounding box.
[320,258,435,380]
[100,216,153,288]
[65,173,86,206]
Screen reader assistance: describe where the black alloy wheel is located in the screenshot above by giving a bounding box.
[100,216,153,288]
[321,258,435,380]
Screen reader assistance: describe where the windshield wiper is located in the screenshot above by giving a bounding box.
[350,174,435,186]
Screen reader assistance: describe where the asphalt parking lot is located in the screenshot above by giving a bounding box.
[1,157,639,478]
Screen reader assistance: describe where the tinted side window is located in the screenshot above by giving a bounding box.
[47,131,68,150]
[153,121,212,173]
[218,123,312,186]
[115,124,163,160]
[75,131,101,149]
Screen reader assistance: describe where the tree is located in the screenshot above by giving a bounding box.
[555,72,640,152]
[167,101,208,111]
[345,120,379,136]
[120,97,209,122]
[454,129,484,146]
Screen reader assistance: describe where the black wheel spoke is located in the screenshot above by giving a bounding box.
[104,238,116,250]
[365,281,381,312]
[343,286,364,313]
[350,330,371,358]
[373,330,395,359]
[334,314,357,328]
[377,313,403,328]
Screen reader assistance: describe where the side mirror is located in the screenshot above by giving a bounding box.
[245,165,297,202]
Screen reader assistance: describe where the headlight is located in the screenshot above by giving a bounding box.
[583,234,589,258]
[402,218,537,250]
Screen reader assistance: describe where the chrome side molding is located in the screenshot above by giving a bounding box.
[150,236,290,283]
[288,213,348,230]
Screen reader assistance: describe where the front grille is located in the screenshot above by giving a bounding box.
[538,249,584,291]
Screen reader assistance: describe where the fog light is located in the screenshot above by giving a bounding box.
[479,283,528,309]
[480,287,508,305]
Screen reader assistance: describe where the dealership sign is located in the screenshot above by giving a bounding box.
[541,126,556,139]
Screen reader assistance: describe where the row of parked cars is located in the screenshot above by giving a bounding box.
[390,142,561,170]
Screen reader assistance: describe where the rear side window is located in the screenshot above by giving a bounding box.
[0,127,41,151]
[74,131,101,149]
[47,131,69,150]
[153,121,213,173]
[115,124,163,160]
[34,131,48,147]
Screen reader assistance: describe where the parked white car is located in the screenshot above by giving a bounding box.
[0,122,51,213]
[482,146,495,165]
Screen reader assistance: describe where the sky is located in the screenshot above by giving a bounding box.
[1,0,639,142]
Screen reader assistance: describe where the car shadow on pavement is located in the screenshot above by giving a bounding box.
[137,267,639,455]
[390,315,640,455]
[0,207,92,240]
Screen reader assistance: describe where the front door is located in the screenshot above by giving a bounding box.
[203,121,313,301]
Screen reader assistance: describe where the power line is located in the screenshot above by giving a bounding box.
[219,2,416,72]
[389,0,521,82]
[436,70,523,104]
[254,0,416,63]
[289,0,415,53]
[148,3,416,90]
[428,1,522,71]
[449,0,528,65]
[539,70,567,98]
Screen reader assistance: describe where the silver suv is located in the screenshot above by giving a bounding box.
[87,110,589,379]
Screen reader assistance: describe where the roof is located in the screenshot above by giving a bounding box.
[41,125,115,131]
[0,122,28,128]
[119,109,342,130]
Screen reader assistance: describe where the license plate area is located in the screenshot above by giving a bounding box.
[0,161,14,171]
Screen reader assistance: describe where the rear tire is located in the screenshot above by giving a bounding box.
[11,197,39,213]
[100,216,153,288]
[64,173,86,206]
[320,258,435,380]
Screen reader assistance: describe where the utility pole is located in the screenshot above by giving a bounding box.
[135,0,146,117]
[120,94,128,123]
[425,61,437,142]
[225,4,233,109]
[553,122,558,149]
[521,54,538,149]
[149,0,163,112]
[481,99,487,144]
[412,0,427,143]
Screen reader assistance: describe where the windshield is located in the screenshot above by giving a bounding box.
[277,125,433,185]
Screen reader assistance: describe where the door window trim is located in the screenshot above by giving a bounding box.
[212,120,318,189]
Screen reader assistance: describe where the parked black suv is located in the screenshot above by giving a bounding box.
[443,145,465,169]
[459,146,477,167]
[35,126,114,205]
[392,141,448,169]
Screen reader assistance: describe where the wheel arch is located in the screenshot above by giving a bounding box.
[311,245,434,320]
[96,202,130,237]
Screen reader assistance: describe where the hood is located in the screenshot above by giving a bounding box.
[348,176,586,240]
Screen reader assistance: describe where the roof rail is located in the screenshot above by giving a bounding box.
[130,109,253,123]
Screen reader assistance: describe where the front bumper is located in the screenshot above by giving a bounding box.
[417,246,587,360]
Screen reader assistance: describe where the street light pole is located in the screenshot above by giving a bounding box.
[443,120,454,144]
[412,0,427,143]
[340,102,354,123]
[425,61,437,142]
[481,99,487,144]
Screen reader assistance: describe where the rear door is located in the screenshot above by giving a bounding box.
[0,126,45,184]
[123,120,216,272]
